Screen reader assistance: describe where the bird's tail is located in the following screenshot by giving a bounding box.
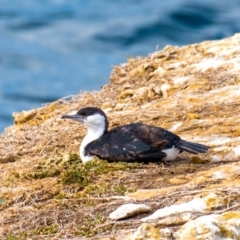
[177,139,209,154]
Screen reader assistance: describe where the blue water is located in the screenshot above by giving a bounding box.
[0,0,240,132]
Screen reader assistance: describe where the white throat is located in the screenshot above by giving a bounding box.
[79,113,106,163]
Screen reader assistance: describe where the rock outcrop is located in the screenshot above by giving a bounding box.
[0,33,240,239]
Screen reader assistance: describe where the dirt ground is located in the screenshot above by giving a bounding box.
[0,152,219,239]
[1,34,240,239]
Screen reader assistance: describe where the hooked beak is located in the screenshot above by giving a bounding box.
[62,114,84,123]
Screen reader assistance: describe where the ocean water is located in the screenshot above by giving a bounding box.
[0,0,240,132]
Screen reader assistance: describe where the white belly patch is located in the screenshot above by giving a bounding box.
[162,147,180,161]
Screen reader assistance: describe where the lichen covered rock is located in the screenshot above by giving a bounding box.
[175,211,240,240]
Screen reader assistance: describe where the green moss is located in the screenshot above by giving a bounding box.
[55,191,67,200]
[0,199,6,205]
[22,153,80,180]
[60,162,86,185]
[0,155,20,164]
[4,224,58,239]
[0,199,7,210]
[80,184,108,196]
[4,232,27,240]
[31,223,58,235]
[59,158,138,186]
[21,153,139,184]
[21,154,137,201]
[114,184,135,195]
[25,169,61,179]
[77,214,107,237]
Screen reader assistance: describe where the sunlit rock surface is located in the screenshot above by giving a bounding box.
[141,193,226,223]
[130,223,162,240]
[109,203,151,220]
[175,211,240,240]
[0,34,240,239]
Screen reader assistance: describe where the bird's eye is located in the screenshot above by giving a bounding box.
[78,111,87,116]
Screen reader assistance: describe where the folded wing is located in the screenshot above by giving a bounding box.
[85,124,168,162]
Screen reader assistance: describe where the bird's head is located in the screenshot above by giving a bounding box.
[62,107,108,133]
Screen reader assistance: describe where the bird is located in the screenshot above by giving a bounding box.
[62,107,209,164]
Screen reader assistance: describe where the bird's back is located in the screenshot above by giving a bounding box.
[85,122,180,162]
[62,106,209,163]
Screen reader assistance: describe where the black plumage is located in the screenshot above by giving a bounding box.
[62,107,209,163]
[85,122,208,163]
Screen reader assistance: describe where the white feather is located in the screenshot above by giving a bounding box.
[162,146,180,161]
[80,113,106,163]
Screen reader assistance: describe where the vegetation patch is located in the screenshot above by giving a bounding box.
[22,153,137,185]
[77,214,107,237]
[4,233,27,240]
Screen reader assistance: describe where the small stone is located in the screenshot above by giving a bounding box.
[175,211,240,240]
[131,223,161,240]
[109,203,151,220]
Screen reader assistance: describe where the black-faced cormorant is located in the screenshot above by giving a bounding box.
[62,107,209,163]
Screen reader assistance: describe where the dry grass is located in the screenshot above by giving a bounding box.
[1,34,240,239]
[0,157,219,239]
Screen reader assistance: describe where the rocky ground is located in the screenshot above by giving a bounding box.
[1,33,240,239]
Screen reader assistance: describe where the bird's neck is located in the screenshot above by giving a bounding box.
[80,125,106,163]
